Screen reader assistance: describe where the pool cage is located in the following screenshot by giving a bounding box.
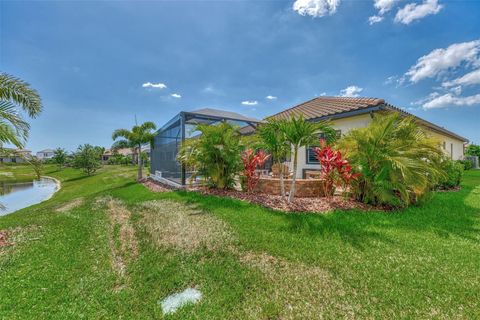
[150,108,260,187]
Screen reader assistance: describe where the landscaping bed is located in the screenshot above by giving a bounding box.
[143,178,370,213]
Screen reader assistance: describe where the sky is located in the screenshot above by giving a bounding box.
[1,0,479,152]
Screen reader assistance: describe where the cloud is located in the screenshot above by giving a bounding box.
[394,0,443,25]
[422,93,480,109]
[404,40,480,83]
[442,69,480,88]
[241,100,258,106]
[292,0,340,18]
[374,0,399,14]
[266,95,277,100]
[171,93,181,98]
[319,92,327,96]
[368,15,384,25]
[340,85,363,97]
[142,82,167,89]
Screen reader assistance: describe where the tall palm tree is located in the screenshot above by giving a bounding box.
[281,115,335,203]
[0,73,42,148]
[112,121,157,181]
[258,119,290,199]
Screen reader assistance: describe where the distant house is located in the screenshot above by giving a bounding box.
[36,149,55,160]
[103,145,151,163]
[0,148,32,163]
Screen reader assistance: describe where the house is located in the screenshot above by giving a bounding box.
[150,98,468,185]
[36,149,55,160]
[0,148,32,163]
[267,97,468,178]
[102,148,135,163]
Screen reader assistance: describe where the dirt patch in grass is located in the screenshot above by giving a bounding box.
[55,198,84,212]
[139,200,234,252]
[96,196,138,290]
[236,251,359,319]
[0,225,43,254]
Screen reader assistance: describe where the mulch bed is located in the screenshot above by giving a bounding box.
[142,178,371,213]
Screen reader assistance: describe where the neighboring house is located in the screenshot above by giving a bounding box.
[36,149,55,160]
[103,144,151,164]
[0,148,32,163]
[267,97,468,178]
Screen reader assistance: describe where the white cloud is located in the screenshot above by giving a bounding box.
[142,82,167,89]
[293,0,340,18]
[442,69,480,88]
[422,93,480,109]
[241,100,258,106]
[319,92,327,96]
[171,93,181,98]
[374,0,399,14]
[404,40,480,83]
[368,15,384,25]
[266,95,277,100]
[395,0,443,25]
[340,85,363,97]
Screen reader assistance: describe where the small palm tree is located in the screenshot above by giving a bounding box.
[258,119,290,199]
[280,115,335,203]
[0,73,42,148]
[339,113,445,207]
[112,122,157,181]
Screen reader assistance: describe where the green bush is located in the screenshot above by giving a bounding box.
[338,113,445,208]
[437,159,464,189]
[458,159,473,170]
[178,122,243,189]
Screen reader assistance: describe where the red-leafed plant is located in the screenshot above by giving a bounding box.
[241,149,270,193]
[313,139,360,197]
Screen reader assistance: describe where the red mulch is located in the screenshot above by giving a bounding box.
[0,231,8,247]
[142,178,371,213]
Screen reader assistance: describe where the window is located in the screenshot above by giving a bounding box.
[451,143,453,160]
[443,141,446,150]
[306,130,341,164]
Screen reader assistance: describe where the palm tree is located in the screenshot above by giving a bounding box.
[280,115,335,203]
[0,73,42,148]
[257,119,290,199]
[112,122,157,181]
[338,113,445,207]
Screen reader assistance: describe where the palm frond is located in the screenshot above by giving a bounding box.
[0,73,42,118]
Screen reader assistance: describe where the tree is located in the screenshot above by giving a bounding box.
[53,148,67,169]
[466,144,480,158]
[338,113,445,207]
[74,144,102,176]
[112,122,157,181]
[178,122,243,189]
[0,73,42,148]
[25,156,43,180]
[280,115,335,203]
[257,119,290,199]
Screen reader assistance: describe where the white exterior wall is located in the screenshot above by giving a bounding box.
[294,114,373,178]
[293,113,465,178]
[36,151,55,159]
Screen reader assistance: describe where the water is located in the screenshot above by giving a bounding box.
[159,288,202,314]
[0,178,59,215]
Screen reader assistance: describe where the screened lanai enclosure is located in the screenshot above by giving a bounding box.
[150,108,260,186]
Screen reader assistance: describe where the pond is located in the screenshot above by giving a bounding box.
[0,178,60,216]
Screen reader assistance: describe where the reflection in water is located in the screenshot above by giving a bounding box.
[0,178,59,215]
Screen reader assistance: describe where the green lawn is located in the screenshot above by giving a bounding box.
[1,164,479,319]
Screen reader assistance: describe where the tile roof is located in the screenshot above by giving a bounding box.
[265,96,468,142]
[267,97,385,121]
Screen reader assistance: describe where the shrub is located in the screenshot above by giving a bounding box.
[241,149,270,193]
[73,144,102,175]
[313,139,360,197]
[458,159,473,171]
[437,159,464,189]
[178,122,243,189]
[339,113,445,208]
[465,144,480,157]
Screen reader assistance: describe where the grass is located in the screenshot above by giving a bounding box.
[1,164,479,318]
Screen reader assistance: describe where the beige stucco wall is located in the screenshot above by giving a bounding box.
[293,113,465,178]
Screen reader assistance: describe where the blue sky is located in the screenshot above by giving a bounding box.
[1,0,479,152]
